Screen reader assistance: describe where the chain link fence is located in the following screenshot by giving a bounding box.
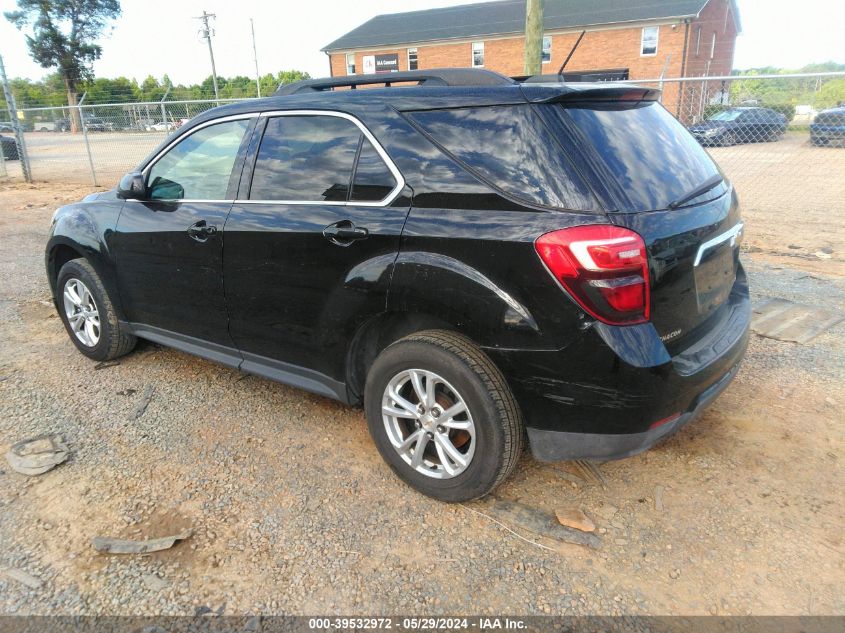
[638,72,845,220]
[2,73,844,223]
[1,97,252,185]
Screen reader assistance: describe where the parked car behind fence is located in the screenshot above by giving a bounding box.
[810,106,845,147]
[1,135,19,160]
[689,107,787,146]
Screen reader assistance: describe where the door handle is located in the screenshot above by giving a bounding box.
[323,221,369,245]
[187,220,218,242]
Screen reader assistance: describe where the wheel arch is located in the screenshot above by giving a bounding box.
[346,311,463,405]
[46,236,126,321]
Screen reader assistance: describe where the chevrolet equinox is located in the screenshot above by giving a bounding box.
[46,69,750,501]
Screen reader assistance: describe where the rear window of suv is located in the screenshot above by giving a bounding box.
[408,105,600,212]
[542,101,722,213]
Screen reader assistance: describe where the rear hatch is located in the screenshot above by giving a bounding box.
[535,89,743,347]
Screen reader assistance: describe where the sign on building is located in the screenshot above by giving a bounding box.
[375,54,399,73]
[363,54,399,74]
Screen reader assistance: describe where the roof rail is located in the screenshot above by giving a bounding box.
[274,68,515,95]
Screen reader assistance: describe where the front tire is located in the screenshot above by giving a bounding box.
[364,330,523,502]
[56,259,136,361]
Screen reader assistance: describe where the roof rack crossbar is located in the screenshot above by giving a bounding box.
[274,68,514,95]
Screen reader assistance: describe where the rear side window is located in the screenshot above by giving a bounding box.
[409,105,599,211]
[250,114,397,203]
[544,101,721,213]
[251,116,359,201]
[351,139,396,202]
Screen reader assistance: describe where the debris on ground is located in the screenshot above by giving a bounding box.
[479,499,602,549]
[572,460,607,488]
[654,485,666,513]
[92,528,193,554]
[116,388,137,396]
[93,360,121,370]
[128,385,155,421]
[0,566,42,589]
[142,573,170,591]
[4,433,69,476]
[813,252,832,260]
[554,508,596,533]
[593,503,619,521]
[752,297,843,344]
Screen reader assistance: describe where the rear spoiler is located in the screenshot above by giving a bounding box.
[520,84,661,104]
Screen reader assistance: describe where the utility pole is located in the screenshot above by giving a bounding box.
[523,0,544,77]
[250,19,261,98]
[195,11,220,101]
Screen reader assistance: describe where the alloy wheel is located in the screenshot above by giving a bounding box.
[381,369,476,479]
[62,278,101,347]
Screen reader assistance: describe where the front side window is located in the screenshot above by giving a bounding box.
[696,26,702,56]
[249,115,397,203]
[346,53,356,75]
[472,42,484,67]
[408,48,418,70]
[542,36,552,64]
[710,32,717,59]
[641,26,659,56]
[147,119,249,200]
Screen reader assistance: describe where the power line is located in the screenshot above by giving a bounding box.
[195,11,219,101]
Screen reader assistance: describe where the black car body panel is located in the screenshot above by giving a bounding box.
[46,73,750,462]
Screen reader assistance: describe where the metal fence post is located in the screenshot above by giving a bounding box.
[0,52,32,182]
[160,86,171,128]
[78,92,99,187]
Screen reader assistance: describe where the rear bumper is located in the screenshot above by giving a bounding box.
[527,358,742,461]
[485,266,750,462]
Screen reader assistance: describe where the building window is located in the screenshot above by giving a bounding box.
[695,26,702,56]
[408,48,418,71]
[542,36,552,63]
[346,53,356,75]
[641,26,659,56]
[710,32,716,59]
[472,41,484,67]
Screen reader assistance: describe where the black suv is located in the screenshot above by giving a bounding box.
[46,69,749,501]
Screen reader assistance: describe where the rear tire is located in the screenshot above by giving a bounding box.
[56,259,136,361]
[364,330,523,502]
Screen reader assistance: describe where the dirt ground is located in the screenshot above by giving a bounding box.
[0,180,843,616]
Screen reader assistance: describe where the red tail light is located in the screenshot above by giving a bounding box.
[535,225,650,325]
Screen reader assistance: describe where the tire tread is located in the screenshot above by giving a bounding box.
[391,329,524,498]
[58,259,136,361]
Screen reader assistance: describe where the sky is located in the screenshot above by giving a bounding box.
[0,0,843,84]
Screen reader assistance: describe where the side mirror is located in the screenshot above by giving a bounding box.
[117,171,147,200]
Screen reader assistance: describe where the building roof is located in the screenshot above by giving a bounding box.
[323,0,740,52]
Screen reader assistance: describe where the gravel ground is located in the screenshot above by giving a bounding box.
[0,182,843,616]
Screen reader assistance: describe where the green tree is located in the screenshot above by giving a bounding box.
[5,0,121,131]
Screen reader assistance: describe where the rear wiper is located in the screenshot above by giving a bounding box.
[668,174,725,210]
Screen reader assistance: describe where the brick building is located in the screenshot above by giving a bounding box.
[323,0,741,113]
